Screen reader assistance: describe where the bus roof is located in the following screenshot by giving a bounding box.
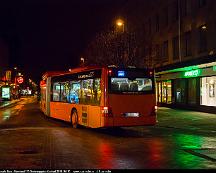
[42,71,68,80]
[41,66,102,80]
[42,65,154,80]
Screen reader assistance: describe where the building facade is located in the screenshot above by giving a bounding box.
[121,0,216,113]
[0,39,9,100]
[146,0,216,113]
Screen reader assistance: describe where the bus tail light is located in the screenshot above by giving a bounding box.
[150,105,157,116]
[101,106,113,117]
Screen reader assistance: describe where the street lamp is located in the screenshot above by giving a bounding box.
[116,19,124,32]
[80,57,85,67]
[80,57,85,63]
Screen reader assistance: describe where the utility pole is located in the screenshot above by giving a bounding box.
[178,0,182,62]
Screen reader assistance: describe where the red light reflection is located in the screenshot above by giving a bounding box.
[98,142,114,168]
[145,138,166,168]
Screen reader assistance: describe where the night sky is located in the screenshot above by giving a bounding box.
[0,0,127,83]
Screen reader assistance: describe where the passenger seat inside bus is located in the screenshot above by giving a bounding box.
[111,83,119,91]
[130,82,138,91]
[120,83,129,91]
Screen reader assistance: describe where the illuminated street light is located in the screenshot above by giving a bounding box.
[116,19,124,32]
[81,57,84,62]
[116,20,123,26]
[80,57,85,66]
[201,25,207,30]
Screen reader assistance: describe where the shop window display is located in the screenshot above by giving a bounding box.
[201,77,216,106]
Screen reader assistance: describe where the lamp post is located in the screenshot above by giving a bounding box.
[80,57,85,67]
[116,18,132,67]
[13,67,17,85]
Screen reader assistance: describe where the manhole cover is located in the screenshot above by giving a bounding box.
[19,149,38,154]
[184,148,216,161]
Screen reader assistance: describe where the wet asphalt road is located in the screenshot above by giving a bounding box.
[0,97,216,169]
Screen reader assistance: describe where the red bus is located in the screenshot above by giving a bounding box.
[40,66,157,128]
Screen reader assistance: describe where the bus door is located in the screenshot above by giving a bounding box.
[45,77,51,116]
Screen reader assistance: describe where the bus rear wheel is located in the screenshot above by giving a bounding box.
[71,110,78,128]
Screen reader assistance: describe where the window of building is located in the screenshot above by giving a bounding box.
[184,31,192,57]
[155,44,161,61]
[155,14,159,32]
[174,79,186,104]
[199,0,206,7]
[201,76,216,106]
[156,82,162,103]
[162,40,168,62]
[172,36,179,60]
[188,78,197,104]
[199,25,207,53]
[172,1,179,22]
[162,80,172,104]
[156,81,172,104]
[181,0,191,17]
[148,18,151,34]
[164,7,168,26]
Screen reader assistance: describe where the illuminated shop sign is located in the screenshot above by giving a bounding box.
[184,69,201,78]
[17,76,24,84]
[2,87,10,99]
[213,66,216,71]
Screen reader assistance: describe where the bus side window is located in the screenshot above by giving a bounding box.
[93,78,101,104]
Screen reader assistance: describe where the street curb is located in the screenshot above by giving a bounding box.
[0,100,22,110]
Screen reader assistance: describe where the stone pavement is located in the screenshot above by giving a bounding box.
[1,98,216,133]
[156,107,216,133]
[0,99,21,109]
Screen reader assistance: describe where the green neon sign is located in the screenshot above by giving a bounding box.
[184,69,201,77]
[213,66,216,71]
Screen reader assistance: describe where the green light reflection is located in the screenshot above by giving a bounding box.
[172,134,204,168]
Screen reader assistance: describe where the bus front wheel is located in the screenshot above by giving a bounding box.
[71,110,78,128]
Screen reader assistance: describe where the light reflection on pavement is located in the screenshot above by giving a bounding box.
[0,97,216,169]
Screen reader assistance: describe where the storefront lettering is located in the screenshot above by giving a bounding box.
[184,69,200,77]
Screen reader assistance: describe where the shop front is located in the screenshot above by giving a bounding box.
[156,62,216,113]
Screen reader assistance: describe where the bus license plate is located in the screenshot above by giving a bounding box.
[123,113,140,117]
